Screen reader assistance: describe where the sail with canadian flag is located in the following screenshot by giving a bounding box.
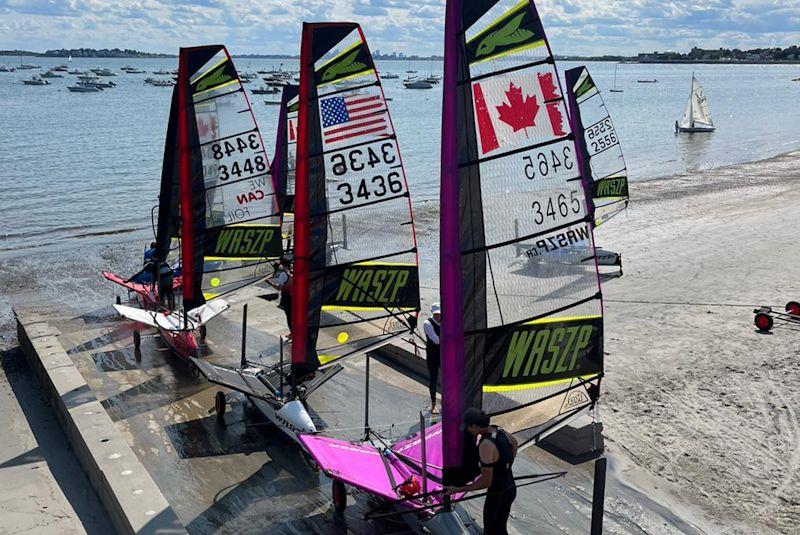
[439,0,605,485]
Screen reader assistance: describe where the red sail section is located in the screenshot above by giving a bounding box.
[292,24,312,370]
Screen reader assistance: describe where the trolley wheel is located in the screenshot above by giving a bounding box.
[215,391,226,420]
[754,312,773,332]
[133,330,141,348]
[785,301,800,316]
[115,295,121,305]
[199,324,207,341]
[332,480,347,515]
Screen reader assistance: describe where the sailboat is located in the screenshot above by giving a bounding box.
[677,74,715,133]
[190,24,422,443]
[106,45,283,359]
[301,0,605,529]
[609,63,623,93]
[564,66,630,276]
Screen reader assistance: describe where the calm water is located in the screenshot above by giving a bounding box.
[1,57,799,257]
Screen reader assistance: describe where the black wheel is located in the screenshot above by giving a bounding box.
[754,313,773,332]
[115,295,121,305]
[199,324,207,340]
[215,391,226,420]
[332,480,347,515]
[785,301,800,316]
[133,330,141,348]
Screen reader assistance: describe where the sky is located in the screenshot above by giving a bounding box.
[1,0,799,57]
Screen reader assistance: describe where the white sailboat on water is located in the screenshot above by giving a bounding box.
[676,74,715,133]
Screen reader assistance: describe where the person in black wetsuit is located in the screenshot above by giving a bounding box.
[445,407,519,535]
[157,259,175,310]
[422,302,441,413]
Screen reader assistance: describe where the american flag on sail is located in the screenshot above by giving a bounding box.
[320,94,388,144]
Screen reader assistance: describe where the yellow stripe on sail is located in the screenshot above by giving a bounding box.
[192,78,239,99]
[190,56,228,84]
[322,305,417,312]
[318,354,340,365]
[317,68,375,88]
[469,40,545,66]
[522,314,601,326]
[353,261,416,267]
[483,373,601,393]
[316,40,363,73]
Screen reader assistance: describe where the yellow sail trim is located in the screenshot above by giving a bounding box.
[192,78,238,99]
[317,68,375,88]
[469,40,545,66]
[483,373,600,393]
[316,40,362,73]
[522,314,601,326]
[204,256,280,261]
[190,55,227,84]
[322,305,417,312]
[353,261,416,267]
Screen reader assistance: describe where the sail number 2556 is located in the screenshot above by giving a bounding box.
[522,146,573,180]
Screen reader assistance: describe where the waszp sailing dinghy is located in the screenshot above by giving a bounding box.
[564,66,630,276]
[301,1,606,530]
[112,45,283,359]
[192,24,421,443]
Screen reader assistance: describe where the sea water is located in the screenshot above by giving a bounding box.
[1,57,799,257]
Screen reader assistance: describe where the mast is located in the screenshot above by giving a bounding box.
[689,73,695,128]
[177,48,195,310]
[440,0,466,485]
[293,23,313,374]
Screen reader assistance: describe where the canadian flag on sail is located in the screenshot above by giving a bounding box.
[472,71,567,156]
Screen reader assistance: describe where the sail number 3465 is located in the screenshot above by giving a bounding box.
[522,146,573,180]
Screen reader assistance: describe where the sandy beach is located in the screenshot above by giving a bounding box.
[1,149,799,533]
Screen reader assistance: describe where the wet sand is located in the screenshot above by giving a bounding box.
[1,149,800,533]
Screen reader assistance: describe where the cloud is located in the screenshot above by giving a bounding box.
[0,0,799,56]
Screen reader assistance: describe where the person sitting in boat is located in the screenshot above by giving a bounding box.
[143,241,157,264]
[268,257,293,339]
[423,303,441,414]
[445,408,519,535]
[157,259,175,310]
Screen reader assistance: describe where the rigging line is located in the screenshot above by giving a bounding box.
[486,249,505,326]
[364,474,567,520]
[605,298,778,309]
[595,167,627,181]
[203,171,275,191]
[459,134,572,168]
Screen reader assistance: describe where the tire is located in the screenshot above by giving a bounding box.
[215,391,226,420]
[133,330,141,348]
[332,480,347,515]
[754,313,773,332]
[115,295,121,305]
[785,301,800,316]
[199,324,207,341]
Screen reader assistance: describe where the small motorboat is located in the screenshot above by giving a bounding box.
[637,79,658,83]
[22,77,49,85]
[68,84,101,92]
[0,66,15,72]
[93,68,118,77]
[252,85,280,94]
[40,70,63,78]
[150,79,175,87]
[68,69,85,75]
[381,72,400,79]
[52,65,69,72]
[403,79,433,89]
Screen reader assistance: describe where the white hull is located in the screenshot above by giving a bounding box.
[678,126,715,133]
[249,398,316,445]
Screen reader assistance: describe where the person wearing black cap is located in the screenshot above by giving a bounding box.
[445,408,518,534]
